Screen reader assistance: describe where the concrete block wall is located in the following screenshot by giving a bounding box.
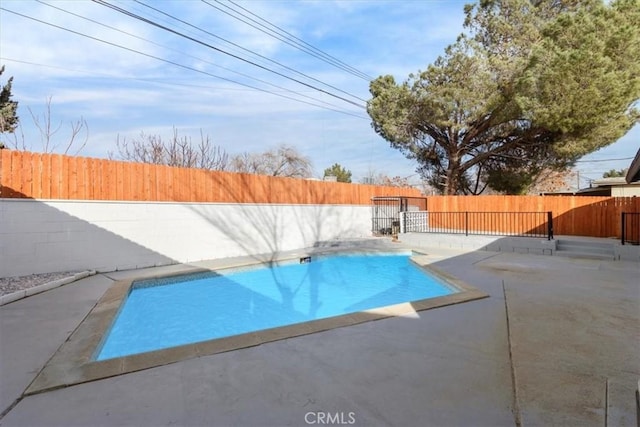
[399,233,557,255]
[0,199,372,277]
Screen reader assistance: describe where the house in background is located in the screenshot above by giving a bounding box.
[542,148,640,196]
[584,148,640,196]
[576,177,640,196]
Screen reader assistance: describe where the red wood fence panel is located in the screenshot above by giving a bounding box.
[425,195,640,238]
[0,150,421,204]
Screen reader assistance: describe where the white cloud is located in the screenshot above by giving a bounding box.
[1,1,165,78]
[4,0,633,190]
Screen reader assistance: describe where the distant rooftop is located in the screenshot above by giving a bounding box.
[592,177,628,187]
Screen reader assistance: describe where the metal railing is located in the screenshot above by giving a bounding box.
[401,211,554,240]
[621,212,640,245]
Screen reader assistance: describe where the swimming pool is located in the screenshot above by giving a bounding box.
[96,253,456,360]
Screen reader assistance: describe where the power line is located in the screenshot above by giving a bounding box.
[123,0,368,106]
[0,57,303,94]
[32,0,362,114]
[579,174,598,182]
[116,0,269,64]
[206,0,373,81]
[575,156,633,163]
[2,57,368,120]
[0,7,369,120]
[223,0,372,80]
[226,0,373,81]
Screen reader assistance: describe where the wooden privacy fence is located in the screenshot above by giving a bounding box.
[0,150,422,204]
[425,195,640,238]
[2,150,638,238]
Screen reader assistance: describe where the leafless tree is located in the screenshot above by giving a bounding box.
[360,168,415,188]
[110,127,229,171]
[230,145,313,178]
[528,168,577,194]
[5,96,88,155]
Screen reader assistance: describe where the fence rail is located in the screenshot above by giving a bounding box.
[401,211,553,239]
[424,195,640,238]
[0,150,421,204]
[621,212,640,245]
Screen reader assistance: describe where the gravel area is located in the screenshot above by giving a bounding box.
[0,272,82,297]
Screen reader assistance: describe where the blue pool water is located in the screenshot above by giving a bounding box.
[96,253,455,360]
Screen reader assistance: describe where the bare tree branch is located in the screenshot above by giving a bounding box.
[109,127,229,171]
[5,96,88,155]
[230,145,312,178]
[63,116,88,156]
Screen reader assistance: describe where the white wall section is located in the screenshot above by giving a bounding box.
[0,199,372,277]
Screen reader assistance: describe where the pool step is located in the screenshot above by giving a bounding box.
[555,239,615,260]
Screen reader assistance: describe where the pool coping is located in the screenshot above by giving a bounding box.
[24,249,488,396]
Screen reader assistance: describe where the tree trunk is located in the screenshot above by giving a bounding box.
[445,158,461,195]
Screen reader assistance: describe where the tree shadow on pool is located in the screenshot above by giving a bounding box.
[178,172,370,320]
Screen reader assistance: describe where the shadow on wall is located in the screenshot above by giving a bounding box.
[0,150,417,276]
[179,173,373,316]
[1,176,373,277]
[181,172,371,262]
[0,186,176,277]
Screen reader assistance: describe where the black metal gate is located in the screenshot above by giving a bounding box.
[621,212,640,245]
[371,196,427,236]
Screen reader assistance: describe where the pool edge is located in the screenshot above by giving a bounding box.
[24,250,489,396]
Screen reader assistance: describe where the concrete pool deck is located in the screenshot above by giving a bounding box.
[1,239,638,426]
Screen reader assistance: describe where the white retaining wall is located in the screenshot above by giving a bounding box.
[0,199,372,277]
[399,232,557,255]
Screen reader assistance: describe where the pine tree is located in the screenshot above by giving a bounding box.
[323,163,352,183]
[367,0,639,194]
[0,66,19,134]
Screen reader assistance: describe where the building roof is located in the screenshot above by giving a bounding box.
[592,177,627,187]
[625,147,640,183]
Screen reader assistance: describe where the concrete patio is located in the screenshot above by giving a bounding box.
[0,240,638,426]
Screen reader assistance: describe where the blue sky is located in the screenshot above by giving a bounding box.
[0,0,637,187]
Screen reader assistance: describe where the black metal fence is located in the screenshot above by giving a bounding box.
[371,197,427,236]
[401,211,554,240]
[621,212,640,245]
